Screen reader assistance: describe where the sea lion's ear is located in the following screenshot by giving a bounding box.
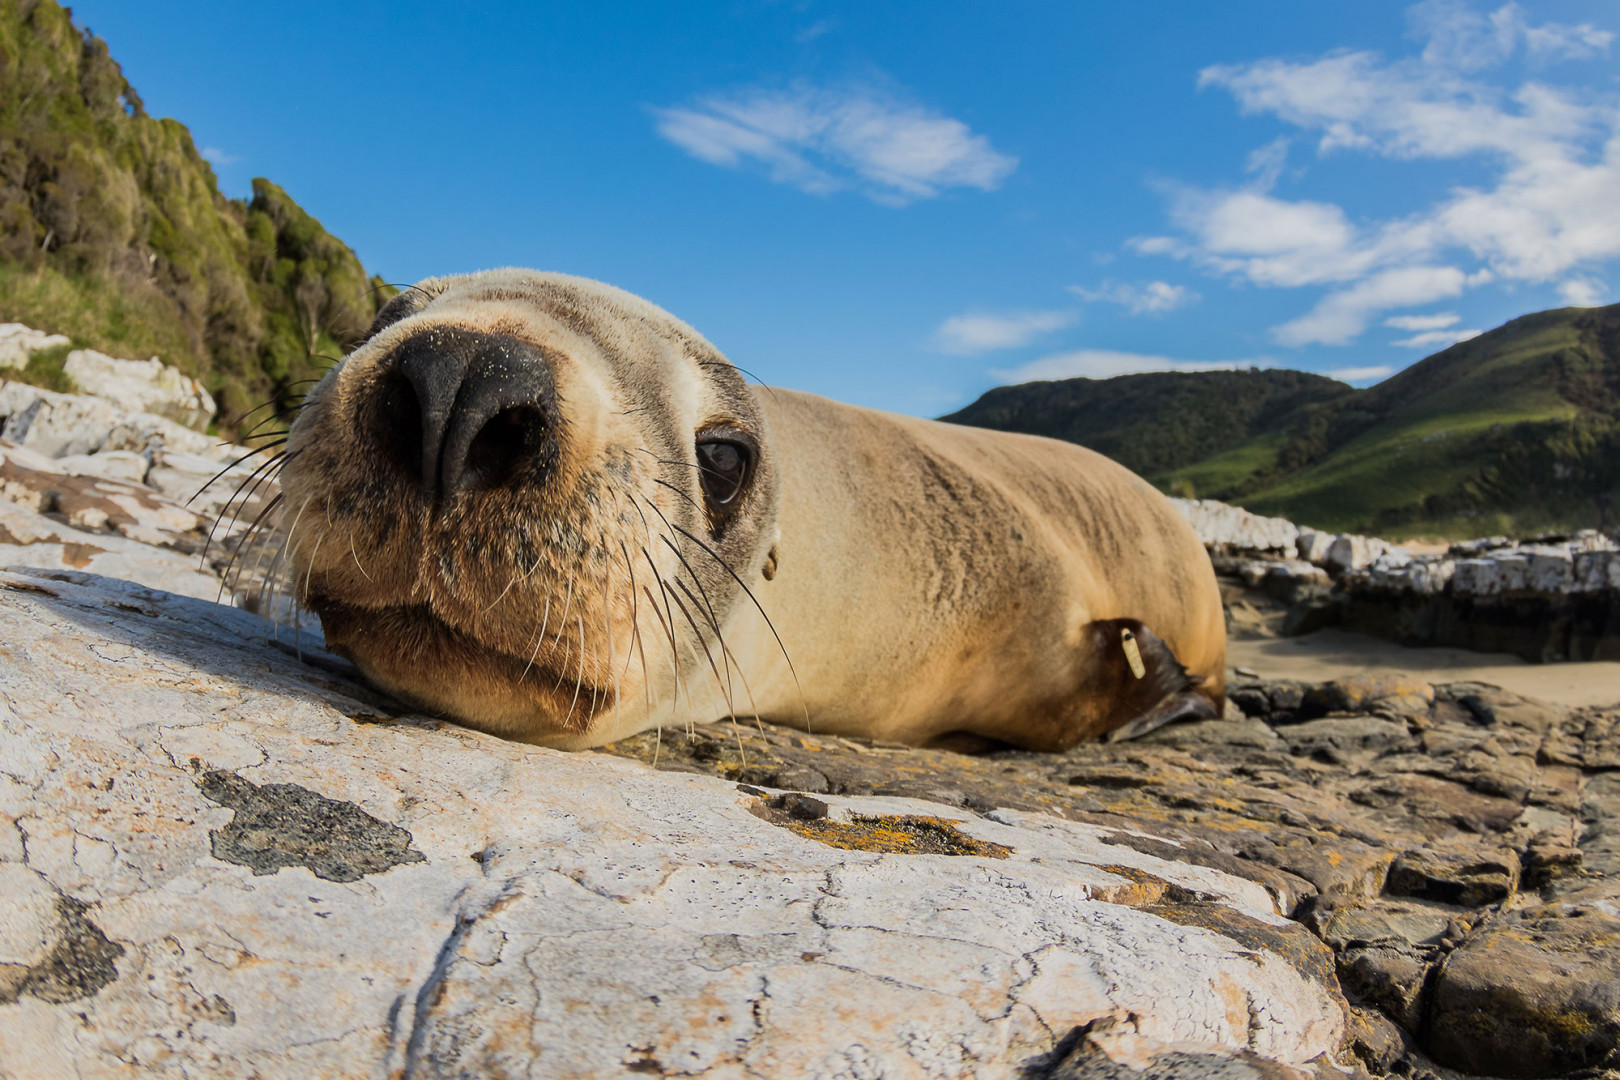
[364,278,450,341]
[761,526,782,581]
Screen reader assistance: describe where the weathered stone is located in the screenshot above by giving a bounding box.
[1337,946,1430,1035]
[1279,716,1415,760]
[1385,848,1519,908]
[1171,498,1299,555]
[1428,899,1620,1075]
[60,350,217,431]
[1300,676,1434,721]
[1452,685,1563,735]
[1296,528,1335,566]
[1326,535,1393,573]
[1343,1005,1409,1073]
[0,324,69,368]
[1041,1014,1321,1078]
[0,383,221,459]
[0,569,1349,1077]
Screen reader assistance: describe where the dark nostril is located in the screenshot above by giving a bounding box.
[461,405,547,492]
[372,371,424,485]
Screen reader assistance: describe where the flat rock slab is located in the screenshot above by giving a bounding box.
[0,568,1347,1079]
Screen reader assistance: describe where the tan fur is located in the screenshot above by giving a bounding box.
[280,270,1225,750]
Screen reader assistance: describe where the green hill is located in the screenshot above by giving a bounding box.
[943,303,1620,540]
[940,368,1352,482]
[0,0,390,430]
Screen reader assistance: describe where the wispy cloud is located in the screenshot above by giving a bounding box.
[1069,280,1198,316]
[1273,266,1469,346]
[1391,328,1482,348]
[200,146,238,166]
[794,19,836,43]
[653,84,1017,204]
[1137,1,1618,346]
[993,349,1270,384]
[1328,365,1396,383]
[1384,312,1460,331]
[933,309,1073,354]
[1558,276,1608,306]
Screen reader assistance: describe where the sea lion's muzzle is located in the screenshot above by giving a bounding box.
[364,326,558,500]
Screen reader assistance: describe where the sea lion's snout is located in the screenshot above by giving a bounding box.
[367,326,557,499]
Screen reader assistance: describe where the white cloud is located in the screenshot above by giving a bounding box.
[1069,280,1198,315]
[1409,1,1613,69]
[932,310,1074,354]
[1391,328,1483,348]
[1558,276,1608,306]
[1273,265,1468,346]
[653,84,1017,204]
[1384,312,1460,330]
[200,147,238,166]
[993,350,1270,384]
[1148,3,1620,345]
[1327,365,1396,383]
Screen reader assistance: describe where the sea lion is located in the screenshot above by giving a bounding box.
[277,270,1226,751]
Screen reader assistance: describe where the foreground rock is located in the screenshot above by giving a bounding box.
[603,674,1620,1077]
[3,568,1616,1077]
[0,569,1356,1078]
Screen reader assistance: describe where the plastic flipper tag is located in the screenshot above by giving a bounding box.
[1121,628,1146,679]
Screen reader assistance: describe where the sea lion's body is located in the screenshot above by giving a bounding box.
[735,391,1225,749]
[280,271,1225,750]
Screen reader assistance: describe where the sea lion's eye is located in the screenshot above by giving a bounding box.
[696,439,750,508]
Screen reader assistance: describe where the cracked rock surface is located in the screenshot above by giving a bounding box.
[601,672,1620,1078]
[1,568,1351,1078]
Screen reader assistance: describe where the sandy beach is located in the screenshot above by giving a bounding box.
[1229,627,1620,709]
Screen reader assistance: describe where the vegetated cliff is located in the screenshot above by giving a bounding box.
[945,303,1620,539]
[0,0,391,430]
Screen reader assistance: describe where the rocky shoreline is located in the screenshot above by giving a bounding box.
[0,370,1617,1077]
[1175,498,1620,663]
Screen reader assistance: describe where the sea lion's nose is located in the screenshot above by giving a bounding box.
[370,327,555,498]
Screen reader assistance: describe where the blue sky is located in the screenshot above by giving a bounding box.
[69,0,1620,415]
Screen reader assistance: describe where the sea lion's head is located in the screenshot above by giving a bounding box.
[278,270,779,747]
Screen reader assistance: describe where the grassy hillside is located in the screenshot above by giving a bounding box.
[0,0,391,429]
[945,304,1620,539]
[940,368,1351,483]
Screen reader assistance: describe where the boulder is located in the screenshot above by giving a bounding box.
[1170,498,1299,555]
[61,349,217,431]
[0,382,222,460]
[1296,527,1336,565]
[0,570,1350,1078]
[1428,894,1620,1075]
[1326,534,1393,573]
[0,324,69,369]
